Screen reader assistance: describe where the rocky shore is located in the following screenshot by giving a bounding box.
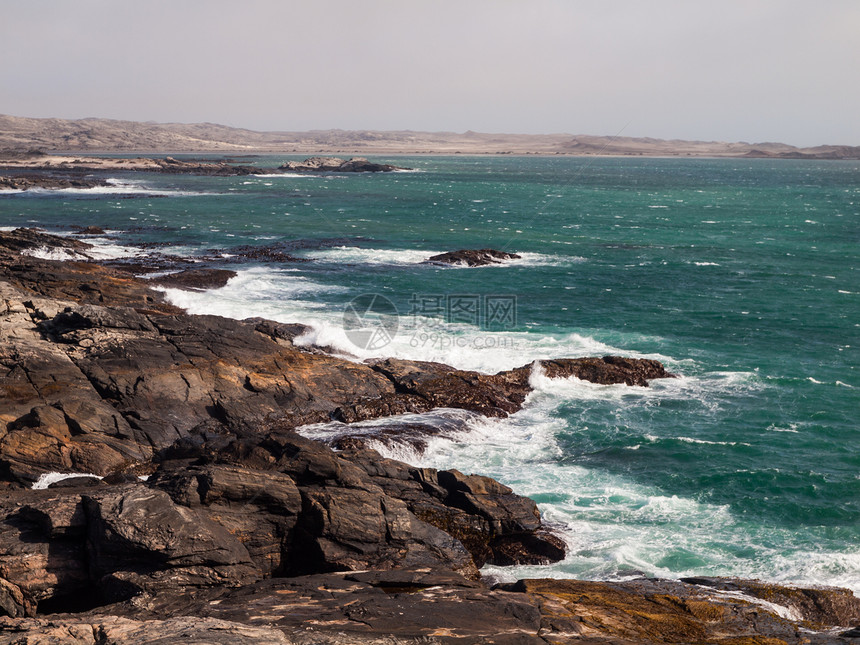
[0,153,407,191]
[1,229,858,643]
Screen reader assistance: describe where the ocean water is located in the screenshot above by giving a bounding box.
[2,155,858,590]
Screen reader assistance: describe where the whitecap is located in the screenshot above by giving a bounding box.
[302,246,583,268]
[306,246,442,266]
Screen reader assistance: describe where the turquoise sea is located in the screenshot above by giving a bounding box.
[2,155,858,589]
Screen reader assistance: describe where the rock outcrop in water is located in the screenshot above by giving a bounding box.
[278,156,406,172]
[425,248,522,266]
[0,175,108,191]
[1,229,857,643]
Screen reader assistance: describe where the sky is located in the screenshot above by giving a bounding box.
[1,0,858,147]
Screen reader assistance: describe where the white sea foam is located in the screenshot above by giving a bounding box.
[11,178,226,198]
[644,434,751,447]
[250,173,318,179]
[22,246,90,261]
[32,472,103,489]
[158,267,706,379]
[768,423,800,433]
[404,404,860,593]
[307,247,443,266]
[165,262,847,593]
[301,246,582,268]
[85,239,147,260]
[158,267,345,322]
[706,589,803,622]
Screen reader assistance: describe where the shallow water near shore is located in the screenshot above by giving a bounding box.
[2,155,858,590]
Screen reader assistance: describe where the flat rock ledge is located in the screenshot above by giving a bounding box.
[1,573,859,644]
[0,175,108,191]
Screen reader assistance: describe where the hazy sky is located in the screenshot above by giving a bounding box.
[2,0,858,146]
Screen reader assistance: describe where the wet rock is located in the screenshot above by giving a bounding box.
[335,355,675,423]
[425,248,522,266]
[0,176,107,192]
[246,318,312,345]
[150,268,238,291]
[71,226,107,235]
[204,242,311,264]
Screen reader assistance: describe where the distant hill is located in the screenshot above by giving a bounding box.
[1,114,857,158]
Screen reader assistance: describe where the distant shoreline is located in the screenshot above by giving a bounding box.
[2,114,858,160]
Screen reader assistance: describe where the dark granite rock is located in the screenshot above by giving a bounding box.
[425,248,522,266]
